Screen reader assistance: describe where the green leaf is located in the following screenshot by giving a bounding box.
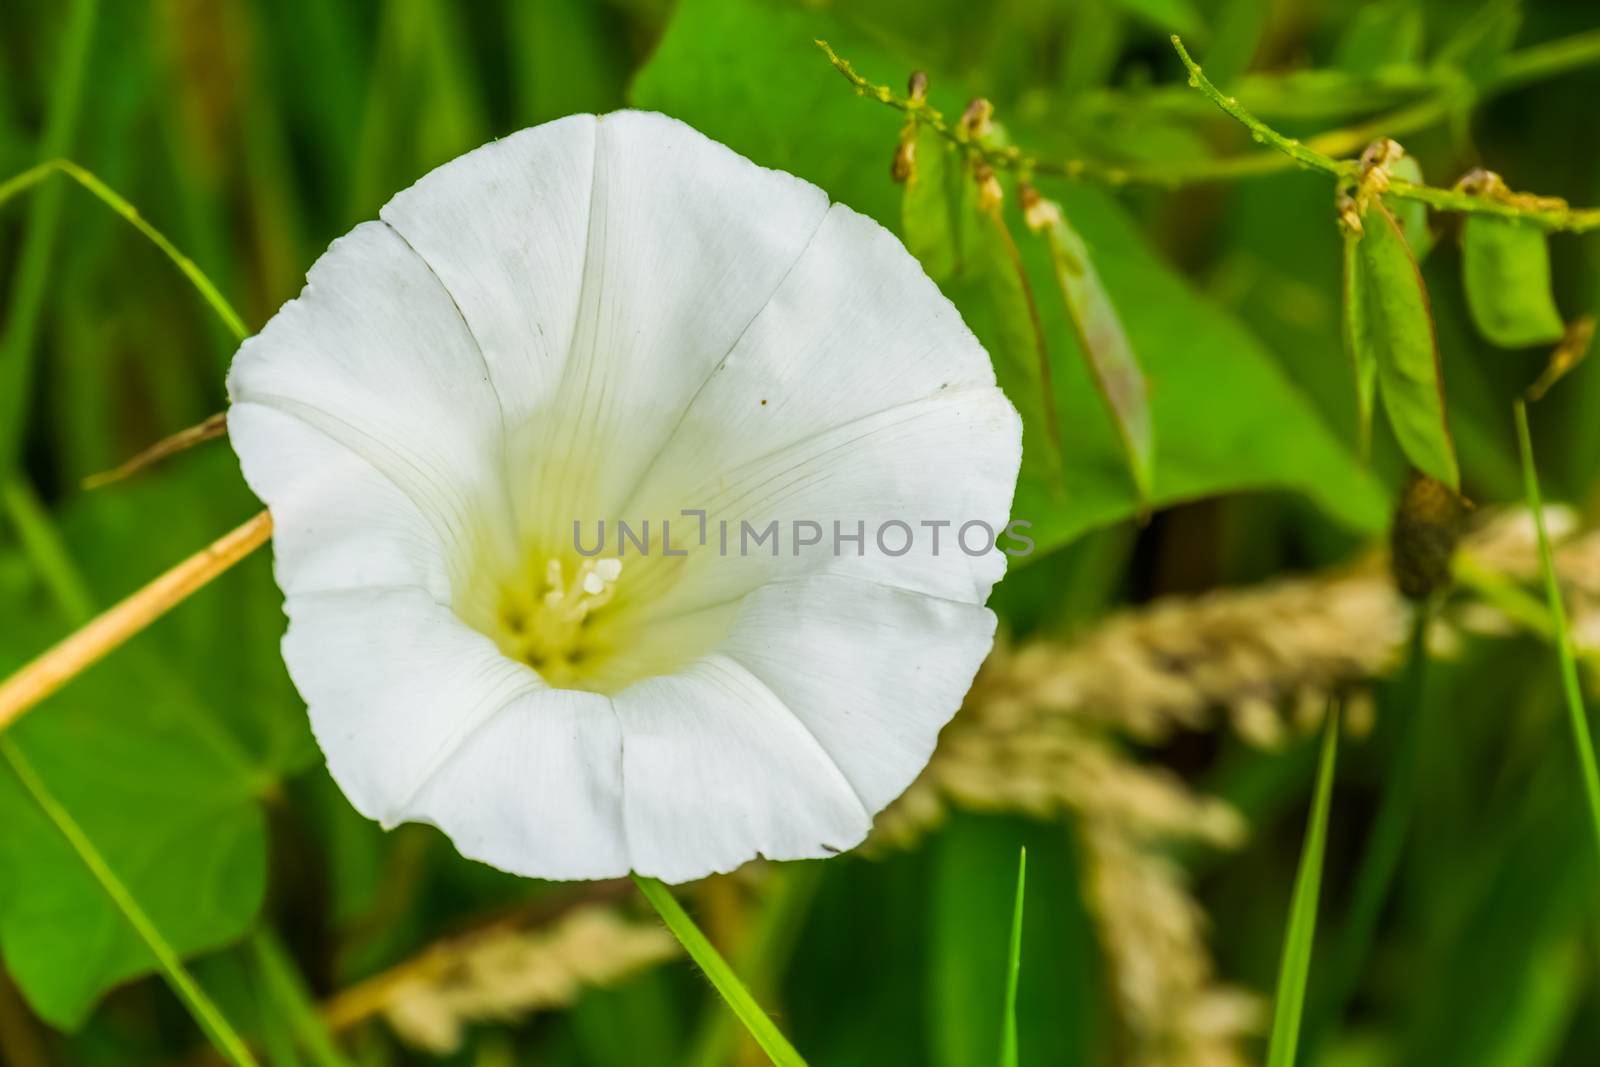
[1266,704,1340,1067]
[1461,217,1565,348]
[0,738,260,1066]
[633,874,809,1067]
[1349,201,1459,489]
[1035,204,1154,504]
[0,675,270,1029]
[999,847,1026,1067]
[1342,228,1378,458]
[901,124,958,282]
[1388,155,1433,262]
[0,455,298,1028]
[1334,2,1425,74]
[632,0,1384,556]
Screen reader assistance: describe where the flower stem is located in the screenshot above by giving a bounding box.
[0,510,273,736]
[1513,399,1600,867]
[632,873,809,1067]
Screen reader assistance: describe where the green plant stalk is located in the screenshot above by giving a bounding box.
[1304,617,1426,1057]
[1266,701,1341,1067]
[0,737,261,1067]
[683,864,825,1067]
[823,29,1600,215]
[1513,400,1600,867]
[0,0,100,481]
[1171,36,1600,233]
[633,874,809,1067]
[249,930,354,1067]
[0,159,249,341]
[999,846,1026,1067]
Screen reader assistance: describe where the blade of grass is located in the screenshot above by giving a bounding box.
[0,737,260,1067]
[0,0,100,480]
[683,864,824,1067]
[0,159,248,341]
[1266,701,1341,1067]
[1305,618,1426,1057]
[1513,399,1600,865]
[248,929,355,1067]
[999,846,1027,1067]
[632,873,808,1067]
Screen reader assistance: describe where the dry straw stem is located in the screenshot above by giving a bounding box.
[0,509,273,734]
[82,412,229,490]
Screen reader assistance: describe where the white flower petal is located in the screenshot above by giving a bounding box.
[378,116,596,429]
[720,575,997,813]
[622,384,1021,617]
[283,586,542,826]
[405,688,627,881]
[227,220,515,582]
[612,655,870,882]
[227,402,450,599]
[519,111,831,529]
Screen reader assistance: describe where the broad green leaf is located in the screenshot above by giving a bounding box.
[0,675,270,1029]
[1461,217,1565,348]
[1265,704,1340,1067]
[0,738,260,1066]
[1388,155,1432,261]
[1035,204,1154,504]
[0,454,303,1027]
[901,123,957,282]
[631,0,1385,556]
[1349,201,1459,489]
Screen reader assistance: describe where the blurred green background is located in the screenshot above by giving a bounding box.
[5,0,1600,1064]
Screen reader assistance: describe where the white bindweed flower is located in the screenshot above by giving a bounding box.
[227,111,1021,883]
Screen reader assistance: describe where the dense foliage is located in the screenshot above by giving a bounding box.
[5,0,1600,1064]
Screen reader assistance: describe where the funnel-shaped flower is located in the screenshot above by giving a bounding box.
[228,111,1020,883]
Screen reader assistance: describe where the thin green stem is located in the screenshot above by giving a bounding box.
[248,929,355,1067]
[1305,618,1425,1058]
[1513,400,1600,867]
[0,0,100,480]
[999,846,1026,1067]
[1,477,96,622]
[0,738,261,1067]
[1171,36,1600,232]
[0,158,249,340]
[1266,701,1341,1067]
[633,874,809,1067]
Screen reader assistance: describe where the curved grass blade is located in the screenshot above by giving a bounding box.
[999,846,1027,1067]
[633,874,808,1067]
[1266,702,1341,1067]
[0,159,248,342]
[0,738,260,1067]
[1513,400,1600,866]
[248,930,354,1067]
